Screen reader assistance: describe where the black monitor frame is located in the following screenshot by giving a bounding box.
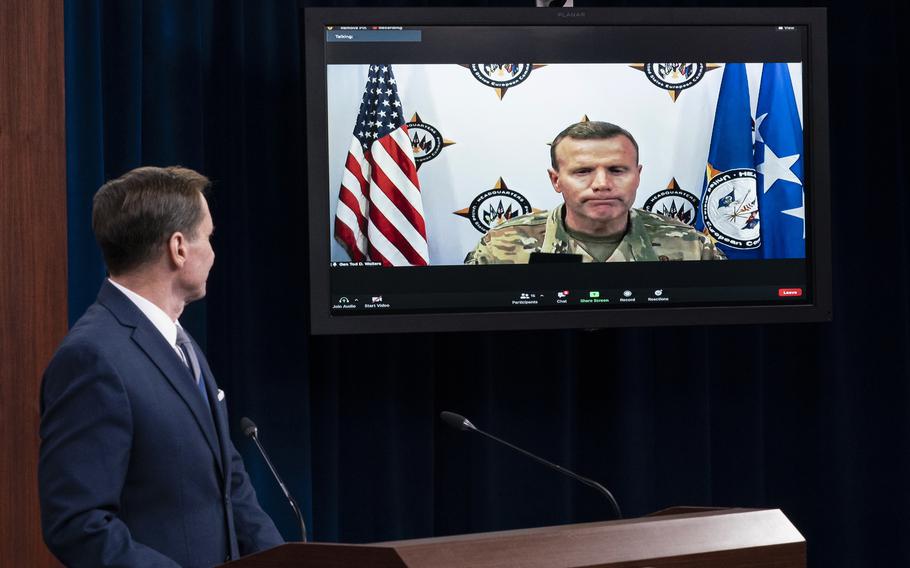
[304,7,831,335]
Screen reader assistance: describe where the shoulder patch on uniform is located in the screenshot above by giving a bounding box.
[489,209,550,231]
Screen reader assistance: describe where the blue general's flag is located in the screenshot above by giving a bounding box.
[696,63,762,260]
[754,63,805,258]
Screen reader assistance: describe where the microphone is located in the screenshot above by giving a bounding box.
[439,411,622,519]
[240,417,308,542]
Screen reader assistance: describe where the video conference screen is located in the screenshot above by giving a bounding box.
[305,9,831,334]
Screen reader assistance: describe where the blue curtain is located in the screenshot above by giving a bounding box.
[65,0,313,539]
[65,1,910,566]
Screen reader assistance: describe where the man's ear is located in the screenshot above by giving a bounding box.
[167,232,188,268]
[548,168,561,194]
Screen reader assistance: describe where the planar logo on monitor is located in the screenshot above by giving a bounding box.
[454,177,536,233]
[702,167,761,249]
[464,64,543,99]
[630,63,719,101]
[643,179,699,226]
[406,112,454,169]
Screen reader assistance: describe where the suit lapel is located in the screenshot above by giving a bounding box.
[196,345,239,556]
[98,282,225,477]
[198,353,233,486]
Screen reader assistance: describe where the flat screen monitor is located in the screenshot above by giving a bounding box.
[304,7,831,334]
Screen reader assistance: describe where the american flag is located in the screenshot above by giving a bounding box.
[334,65,428,266]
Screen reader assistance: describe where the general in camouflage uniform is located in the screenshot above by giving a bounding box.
[464,203,725,263]
[465,120,726,264]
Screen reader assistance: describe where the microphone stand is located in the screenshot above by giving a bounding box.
[441,411,622,519]
[242,418,308,542]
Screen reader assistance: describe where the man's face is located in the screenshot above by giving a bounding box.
[180,195,215,302]
[548,135,642,236]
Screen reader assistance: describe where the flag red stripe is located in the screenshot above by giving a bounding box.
[378,129,421,190]
[367,242,391,267]
[334,218,365,262]
[343,150,370,234]
[367,152,427,236]
[344,152,369,193]
[334,146,371,261]
[368,205,427,266]
[338,182,368,235]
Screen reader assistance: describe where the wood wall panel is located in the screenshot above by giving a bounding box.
[0,0,67,565]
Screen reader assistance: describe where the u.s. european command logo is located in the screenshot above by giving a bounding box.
[643,179,699,226]
[463,64,545,99]
[630,63,720,101]
[406,113,454,170]
[702,166,761,249]
[454,178,538,233]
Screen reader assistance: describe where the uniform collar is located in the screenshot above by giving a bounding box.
[542,206,659,261]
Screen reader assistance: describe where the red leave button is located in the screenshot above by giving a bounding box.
[778,288,803,297]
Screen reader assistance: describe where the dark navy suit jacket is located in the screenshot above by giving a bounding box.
[39,281,284,567]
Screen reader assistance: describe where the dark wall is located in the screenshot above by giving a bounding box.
[63,1,910,567]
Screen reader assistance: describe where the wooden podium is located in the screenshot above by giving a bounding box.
[221,508,805,567]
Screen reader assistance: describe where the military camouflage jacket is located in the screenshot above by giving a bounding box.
[464,205,726,264]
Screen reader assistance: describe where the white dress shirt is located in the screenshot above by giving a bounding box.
[108,278,188,364]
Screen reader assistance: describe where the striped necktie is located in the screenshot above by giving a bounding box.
[176,327,207,398]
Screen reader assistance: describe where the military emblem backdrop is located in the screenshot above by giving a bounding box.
[326,63,803,265]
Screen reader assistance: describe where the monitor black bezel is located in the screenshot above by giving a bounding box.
[304,7,831,335]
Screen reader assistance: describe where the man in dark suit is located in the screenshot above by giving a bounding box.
[39,166,284,567]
